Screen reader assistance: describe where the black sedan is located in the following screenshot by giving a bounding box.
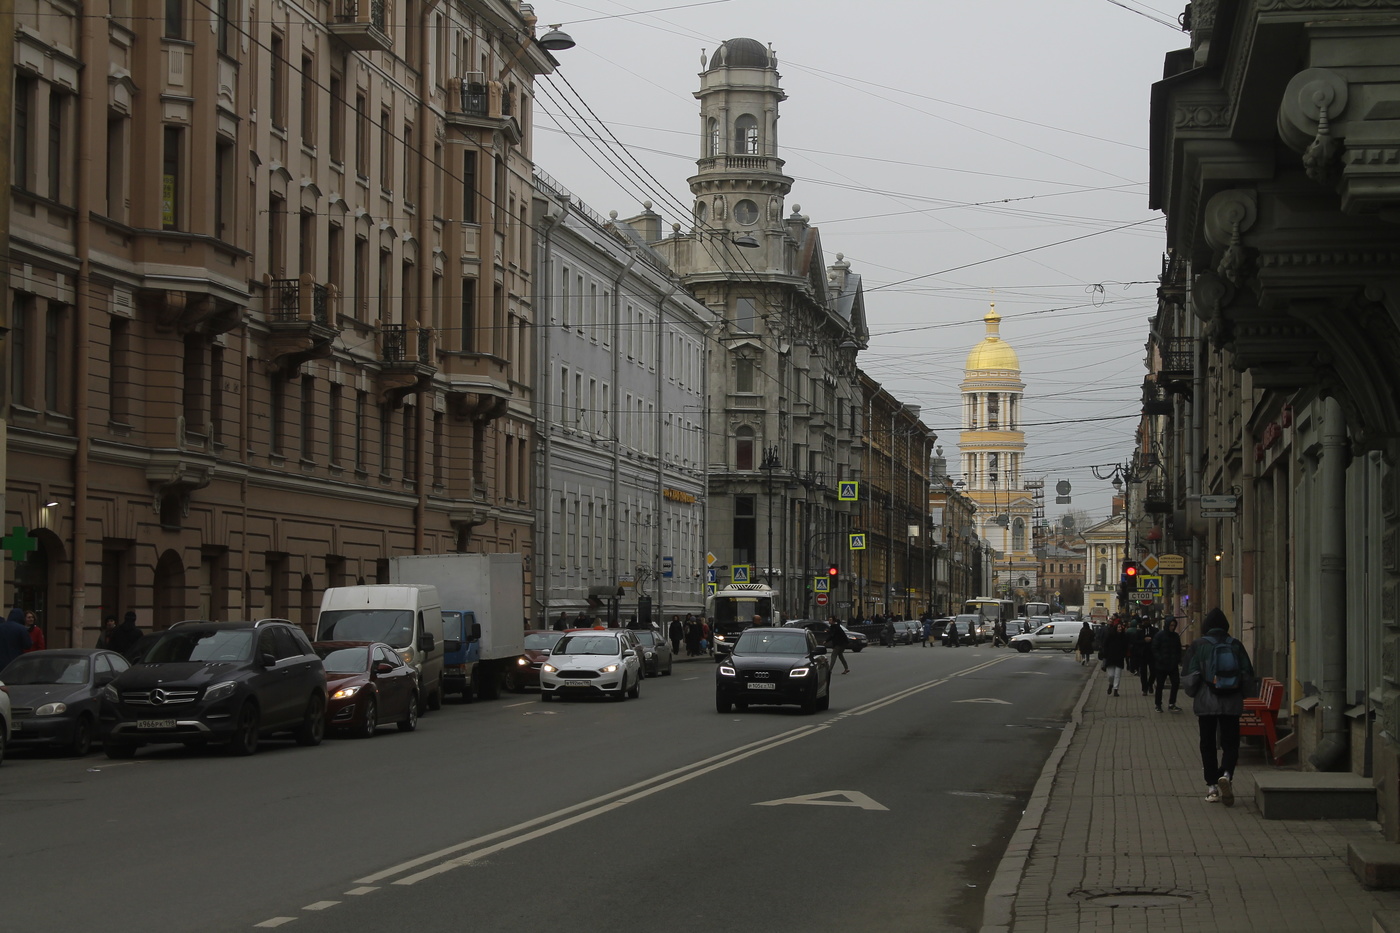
[1,649,130,756]
[716,627,831,715]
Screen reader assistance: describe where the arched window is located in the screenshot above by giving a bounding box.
[735,426,755,471]
[1012,518,1026,551]
[734,114,758,154]
[988,452,999,485]
[695,200,707,226]
[1098,563,1108,586]
[707,118,720,156]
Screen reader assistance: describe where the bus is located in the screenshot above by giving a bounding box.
[706,583,784,660]
[963,597,1014,630]
[1022,601,1052,620]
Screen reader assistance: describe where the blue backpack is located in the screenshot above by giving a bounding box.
[1202,634,1244,694]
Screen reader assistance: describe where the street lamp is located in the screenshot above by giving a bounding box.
[1094,462,1139,615]
[760,446,782,585]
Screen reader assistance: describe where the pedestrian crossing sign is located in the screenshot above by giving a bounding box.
[705,582,717,597]
[732,564,752,583]
[849,533,867,550]
[814,576,830,593]
[838,481,859,502]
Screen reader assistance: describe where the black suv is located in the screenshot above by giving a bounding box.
[100,620,328,758]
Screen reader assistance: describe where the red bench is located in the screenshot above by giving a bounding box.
[1241,676,1285,765]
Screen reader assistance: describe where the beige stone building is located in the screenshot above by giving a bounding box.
[8,1,554,647]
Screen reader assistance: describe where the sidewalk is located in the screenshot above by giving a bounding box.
[982,667,1400,932]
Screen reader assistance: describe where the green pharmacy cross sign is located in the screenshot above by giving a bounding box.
[3,526,38,562]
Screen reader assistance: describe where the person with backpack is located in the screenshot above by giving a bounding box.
[1182,607,1255,806]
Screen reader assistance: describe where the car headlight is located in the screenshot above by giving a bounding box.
[542,663,558,673]
[103,683,119,702]
[718,665,736,677]
[398,648,414,665]
[331,685,363,700]
[601,664,619,673]
[789,667,809,678]
[715,634,727,642]
[644,651,654,659]
[35,702,68,716]
[517,657,529,666]
[204,681,238,703]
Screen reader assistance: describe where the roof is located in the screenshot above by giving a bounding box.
[708,38,771,70]
[965,304,1021,372]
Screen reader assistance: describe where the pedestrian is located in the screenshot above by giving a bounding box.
[825,615,850,674]
[1134,618,1157,695]
[23,610,46,653]
[553,612,568,632]
[1152,617,1184,712]
[0,607,33,671]
[922,615,933,647]
[685,620,701,657]
[668,616,684,654]
[992,620,1008,648]
[700,620,712,655]
[107,610,143,658]
[1100,619,1128,697]
[1182,607,1255,806]
[1074,620,1094,665]
[752,613,767,628]
[96,614,118,649]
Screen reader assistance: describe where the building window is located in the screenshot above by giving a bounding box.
[403,123,416,204]
[352,390,365,471]
[379,109,393,191]
[14,76,33,191]
[214,140,233,240]
[216,0,233,55]
[327,224,343,301]
[270,34,287,130]
[269,376,285,455]
[165,0,185,39]
[161,127,186,231]
[299,211,315,278]
[988,392,1000,428]
[432,411,444,488]
[353,237,368,320]
[328,383,342,464]
[1013,518,1026,552]
[707,117,719,156]
[354,92,368,178]
[209,346,224,444]
[301,376,316,460]
[43,302,66,413]
[300,55,316,147]
[379,404,392,477]
[328,75,344,163]
[267,193,285,276]
[734,114,758,154]
[461,149,477,223]
[735,427,755,471]
[378,250,392,322]
[735,297,756,333]
[47,92,66,203]
[182,334,207,434]
[736,357,755,394]
[109,316,131,423]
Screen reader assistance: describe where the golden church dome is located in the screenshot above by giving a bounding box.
[965,304,1020,372]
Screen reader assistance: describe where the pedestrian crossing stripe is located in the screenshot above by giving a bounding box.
[838,481,859,501]
[849,533,867,550]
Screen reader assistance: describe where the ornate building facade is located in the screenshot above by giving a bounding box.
[957,306,1036,600]
[7,0,553,645]
[651,38,866,621]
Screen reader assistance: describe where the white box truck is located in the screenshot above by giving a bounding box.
[388,553,525,701]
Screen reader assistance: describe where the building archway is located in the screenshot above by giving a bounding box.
[14,528,65,644]
[153,549,187,631]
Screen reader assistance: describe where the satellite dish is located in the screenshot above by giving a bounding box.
[1056,480,1071,496]
[1061,515,1076,529]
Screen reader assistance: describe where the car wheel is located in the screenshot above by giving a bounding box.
[628,673,641,699]
[69,715,94,757]
[428,676,444,711]
[358,697,378,739]
[295,693,327,747]
[393,691,419,732]
[504,670,520,693]
[716,694,732,714]
[614,675,629,701]
[818,691,830,712]
[228,702,260,756]
[665,658,673,676]
[1016,643,1031,653]
[103,739,136,760]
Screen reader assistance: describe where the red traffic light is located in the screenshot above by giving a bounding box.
[1125,564,1138,577]
[828,564,839,577]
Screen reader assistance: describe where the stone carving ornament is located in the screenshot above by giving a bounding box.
[1204,189,1257,287]
[1277,68,1348,182]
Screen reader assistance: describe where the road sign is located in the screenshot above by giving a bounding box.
[1134,593,1154,604]
[618,573,635,588]
[705,582,717,597]
[707,568,717,583]
[706,551,717,568]
[1200,495,1237,509]
[816,592,829,607]
[1202,511,1236,519]
[838,481,859,502]
[1141,554,1160,574]
[814,577,830,593]
[1138,574,1162,592]
[1157,554,1185,575]
[849,533,867,550]
[662,556,673,579]
[732,565,752,583]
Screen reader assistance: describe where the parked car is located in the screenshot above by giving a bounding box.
[314,641,419,738]
[0,676,10,765]
[716,627,831,714]
[1004,619,1029,638]
[892,620,921,645]
[1009,620,1080,653]
[789,619,867,652]
[504,630,564,692]
[540,631,643,701]
[100,620,328,758]
[631,629,674,676]
[0,649,130,756]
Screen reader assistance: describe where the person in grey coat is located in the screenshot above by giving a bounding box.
[1182,607,1255,806]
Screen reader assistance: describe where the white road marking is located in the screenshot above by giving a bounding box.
[955,698,1013,705]
[522,710,556,715]
[504,701,533,708]
[683,676,698,681]
[344,887,378,896]
[302,901,339,911]
[254,919,296,928]
[755,790,888,811]
[948,790,1017,801]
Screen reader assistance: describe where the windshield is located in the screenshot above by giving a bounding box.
[315,646,370,673]
[317,609,415,648]
[734,630,809,656]
[142,630,254,663]
[554,634,620,656]
[632,631,658,646]
[713,596,773,625]
[524,632,563,651]
[1,655,90,685]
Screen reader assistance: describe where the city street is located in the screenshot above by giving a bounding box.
[2,644,1087,933]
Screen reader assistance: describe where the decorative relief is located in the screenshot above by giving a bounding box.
[1257,250,1400,268]
[1259,0,1400,9]
[1174,104,1231,129]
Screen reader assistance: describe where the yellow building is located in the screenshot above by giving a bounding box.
[957,306,1037,602]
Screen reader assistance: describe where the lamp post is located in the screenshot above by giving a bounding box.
[760,446,781,585]
[1093,462,1139,615]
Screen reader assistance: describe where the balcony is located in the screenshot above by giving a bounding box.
[1142,378,1173,416]
[1143,482,1170,516]
[698,154,787,174]
[327,0,392,53]
[442,351,511,421]
[376,324,437,406]
[265,275,339,376]
[446,76,520,144]
[1158,252,1188,303]
[1159,336,1194,381]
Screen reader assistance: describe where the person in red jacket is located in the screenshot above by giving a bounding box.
[23,609,45,652]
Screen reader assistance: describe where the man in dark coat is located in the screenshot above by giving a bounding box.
[1100,619,1129,696]
[668,616,684,654]
[0,607,32,671]
[825,616,850,674]
[106,611,143,658]
[1182,607,1255,806]
[1152,617,1184,712]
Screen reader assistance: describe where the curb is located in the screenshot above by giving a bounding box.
[978,667,1096,933]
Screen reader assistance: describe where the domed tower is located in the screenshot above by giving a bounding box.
[688,38,793,262]
[958,305,1037,600]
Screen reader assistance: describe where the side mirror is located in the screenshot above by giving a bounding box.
[418,632,436,652]
[443,639,462,654]
[93,671,116,686]
[812,646,828,656]
[373,662,396,675]
[260,653,277,668]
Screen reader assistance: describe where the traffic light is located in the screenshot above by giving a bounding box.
[828,563,839,584]
[1122,559,1139,591]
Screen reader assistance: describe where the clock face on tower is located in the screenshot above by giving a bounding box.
[734,199,759,225]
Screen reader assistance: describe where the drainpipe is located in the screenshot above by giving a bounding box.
[413,3,442,556]
[536,202,565,622]
[68,8,96,647]
[610,250,637,589]
[655,280,677,624]
[1309,396,1350,771]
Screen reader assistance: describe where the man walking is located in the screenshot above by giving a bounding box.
[1183,607,1255,806]
[1152,617,1184,712]
[825,616,850,674]
[1100,619,1128,697]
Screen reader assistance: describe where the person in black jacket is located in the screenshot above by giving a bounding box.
[106,611,143,658]
[825,616,850,674]
[1100,619,1129,697]
[1152,617,1184,712]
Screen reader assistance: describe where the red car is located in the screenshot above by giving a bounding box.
[505,630,565,692]
[313,641,419,738]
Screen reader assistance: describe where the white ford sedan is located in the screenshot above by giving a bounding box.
[539,631,643,701]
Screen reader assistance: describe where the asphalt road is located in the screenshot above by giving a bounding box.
[1,642,1087,933]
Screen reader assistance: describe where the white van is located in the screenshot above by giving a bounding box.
[316,584,446,712]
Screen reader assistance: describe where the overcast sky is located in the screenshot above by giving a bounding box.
[528,0,1189,526]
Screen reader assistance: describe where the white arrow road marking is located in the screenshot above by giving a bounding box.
[954,698,1012,704]
[754,790,888,811]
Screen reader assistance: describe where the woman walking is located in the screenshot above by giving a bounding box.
[1100,619,1129,697]
[1075,620,1095,665]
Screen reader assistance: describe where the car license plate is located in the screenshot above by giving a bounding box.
[747,682,776,690]
[564,680,589,687]
[10,720,22,731]
[137,719,176,730]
